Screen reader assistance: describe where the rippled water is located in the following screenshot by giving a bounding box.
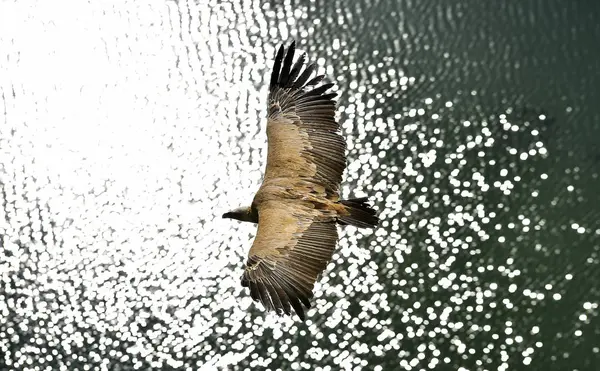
[1,0,599,370]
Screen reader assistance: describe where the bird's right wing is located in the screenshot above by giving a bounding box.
[241,202,338,320]
[262,41,347,196]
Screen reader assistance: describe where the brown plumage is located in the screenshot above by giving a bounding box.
[223,41,379,321]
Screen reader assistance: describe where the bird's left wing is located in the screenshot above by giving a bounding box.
[241,202,338,320]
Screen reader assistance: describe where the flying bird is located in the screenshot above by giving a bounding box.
[223,41,379,321]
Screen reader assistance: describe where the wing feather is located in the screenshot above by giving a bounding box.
[305,74,325,87]
[292,62,316,89]
[269,45,285,92]
[286,53,305,87]
[279,41,296,86]
[301,83,335,98]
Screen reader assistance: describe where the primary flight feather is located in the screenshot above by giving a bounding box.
[223,41,379,321]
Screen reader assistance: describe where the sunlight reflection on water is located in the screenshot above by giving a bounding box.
[1,0,599,370]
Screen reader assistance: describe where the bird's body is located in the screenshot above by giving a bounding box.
[223,41,379,320]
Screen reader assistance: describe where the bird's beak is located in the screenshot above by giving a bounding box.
[222,212,233,219]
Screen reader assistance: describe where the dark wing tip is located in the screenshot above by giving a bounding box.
[269,44,286,91]
[269,41,296,91]
[268,40,337,95]
[278,41,296,88]
[243,279,310,321]
[242,256,312,321]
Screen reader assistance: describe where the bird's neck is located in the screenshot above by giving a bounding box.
[235,207,258,223]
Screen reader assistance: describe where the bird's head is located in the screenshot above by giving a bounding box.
[222,206,257,223]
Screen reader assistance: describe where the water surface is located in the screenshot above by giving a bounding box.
[1,0,599,370]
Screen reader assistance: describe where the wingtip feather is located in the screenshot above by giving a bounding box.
[269,44,285,91]
[269,41,338,98]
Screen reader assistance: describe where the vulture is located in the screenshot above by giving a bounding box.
[223,41,379,321]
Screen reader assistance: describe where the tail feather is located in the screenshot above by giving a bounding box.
[338,197,379,228]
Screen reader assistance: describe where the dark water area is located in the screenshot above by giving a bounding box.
[1,0,599,370]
